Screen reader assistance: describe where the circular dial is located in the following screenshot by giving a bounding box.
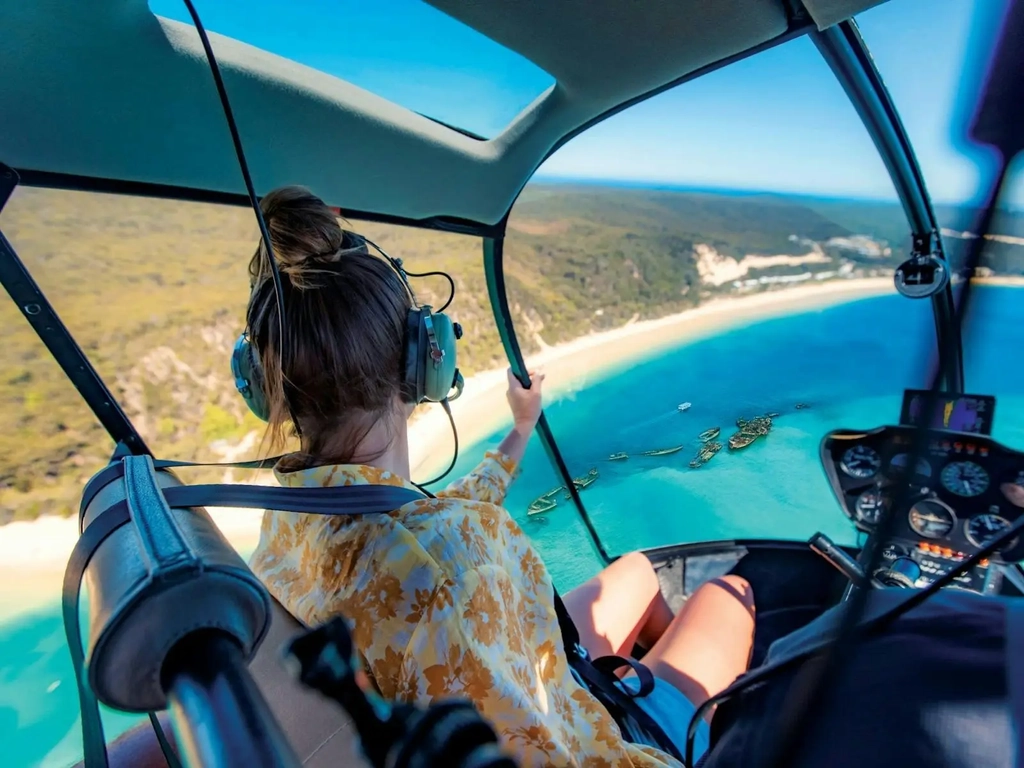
[940,461,990,497]
[854,489,885,525]
[840,445,881,479]
[965,513,1015,549]
[889,453,932,478]
[908,499,956,538]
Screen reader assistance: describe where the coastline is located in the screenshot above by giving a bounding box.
[407,277,896,477]
[0,276,896,620]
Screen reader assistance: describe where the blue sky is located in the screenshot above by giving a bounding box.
[153,0,1020,207]
[538,0,1019,206]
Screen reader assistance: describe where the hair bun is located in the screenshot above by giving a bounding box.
[252,185,347,288]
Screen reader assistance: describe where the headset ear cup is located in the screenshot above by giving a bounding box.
[421,312,459,403]
[231,334,271,422]
[246,343,271,421]
[402,308,424,404]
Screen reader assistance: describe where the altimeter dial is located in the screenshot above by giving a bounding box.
[940,461,989,498]
[965,513,1015,549]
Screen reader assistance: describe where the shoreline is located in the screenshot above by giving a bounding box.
[0,276,932,620]
[407,277,896,476]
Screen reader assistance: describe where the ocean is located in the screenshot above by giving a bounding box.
[5,285,1024,767]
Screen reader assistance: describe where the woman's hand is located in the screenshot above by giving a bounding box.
[506,368,545,434]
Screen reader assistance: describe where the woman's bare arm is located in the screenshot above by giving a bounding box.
[498,368,544,465]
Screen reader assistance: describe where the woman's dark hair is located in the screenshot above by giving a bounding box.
[247,185,412,464]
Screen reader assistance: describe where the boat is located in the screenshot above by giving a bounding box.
[729,432,758,450]
[690,440,723,467]
[737,414,774,437]
[607,452,629,461]
[564,468,599,498]
[527,496,558,515]
[527,485,565,515]
[747,417,773,436]
[678,402,692,412]
[15,0,1020,763]
[702,441,723,459]
[698,427,721,442]
[639,445,684,456]
[767,411,781,418]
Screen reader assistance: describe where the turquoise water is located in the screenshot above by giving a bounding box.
[6,286,1024,767]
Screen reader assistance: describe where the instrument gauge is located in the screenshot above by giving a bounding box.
[854,489,885,526]
[940,461,990,498]
[840,445,881,479]
[965,513,1016,549]
[908,499,956,539]
[889,453,931,478]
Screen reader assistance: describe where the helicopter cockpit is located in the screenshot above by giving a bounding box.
[2,0,1023,766]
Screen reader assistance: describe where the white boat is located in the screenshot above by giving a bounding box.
[678,402,692,412]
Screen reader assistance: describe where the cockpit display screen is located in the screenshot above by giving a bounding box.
[899,390,996,435]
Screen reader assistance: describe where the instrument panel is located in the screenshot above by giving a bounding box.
[821,425,1024,594]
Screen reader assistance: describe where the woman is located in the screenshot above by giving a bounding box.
[98,186,755,768]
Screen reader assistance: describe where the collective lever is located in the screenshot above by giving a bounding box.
[808,532,867,586]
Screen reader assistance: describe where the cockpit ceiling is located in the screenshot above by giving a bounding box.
[1,0,888,227]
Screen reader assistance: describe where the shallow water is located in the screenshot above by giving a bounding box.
[5,286,1023,767]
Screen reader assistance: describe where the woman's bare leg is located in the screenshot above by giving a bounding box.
[563,551,676,660]
[635,574,755,719]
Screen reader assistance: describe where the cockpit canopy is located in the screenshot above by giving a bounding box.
[3,0,887,224]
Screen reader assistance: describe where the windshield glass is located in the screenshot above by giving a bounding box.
[858,0,1024,448]
[500,31,941,557]
[147,0,554,138]
[0,186,504,766]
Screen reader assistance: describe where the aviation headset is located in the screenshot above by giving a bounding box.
[230,236,464,423]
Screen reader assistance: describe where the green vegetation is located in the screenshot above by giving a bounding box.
[0,187,503,524]
[1,182,1021,524]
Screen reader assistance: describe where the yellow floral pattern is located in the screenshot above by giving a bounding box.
[250,450,682,767]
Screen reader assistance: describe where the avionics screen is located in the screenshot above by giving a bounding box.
[899,390,996,435]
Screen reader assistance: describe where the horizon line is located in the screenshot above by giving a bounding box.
[530,174,1023,211]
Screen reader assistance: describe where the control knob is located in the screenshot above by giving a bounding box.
[875,556,922,588]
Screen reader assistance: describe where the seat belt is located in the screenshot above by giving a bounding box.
[551,590,685,762]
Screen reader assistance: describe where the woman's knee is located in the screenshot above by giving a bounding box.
[612,551,660,598]
[708,574,755,614]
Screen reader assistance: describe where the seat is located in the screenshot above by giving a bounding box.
[247,597,370,767]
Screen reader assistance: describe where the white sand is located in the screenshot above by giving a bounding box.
[0,277,894,620]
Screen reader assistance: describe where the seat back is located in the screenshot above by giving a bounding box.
[248,597,369,767]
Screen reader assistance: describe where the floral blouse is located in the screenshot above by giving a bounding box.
[249,451,681,768]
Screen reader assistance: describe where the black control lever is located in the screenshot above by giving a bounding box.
[808,532,867,587]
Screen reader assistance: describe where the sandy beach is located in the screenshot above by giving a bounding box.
[0,277,895,620]
[407,276,896,477]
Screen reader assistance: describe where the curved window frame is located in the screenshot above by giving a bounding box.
[483,19,961,563]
